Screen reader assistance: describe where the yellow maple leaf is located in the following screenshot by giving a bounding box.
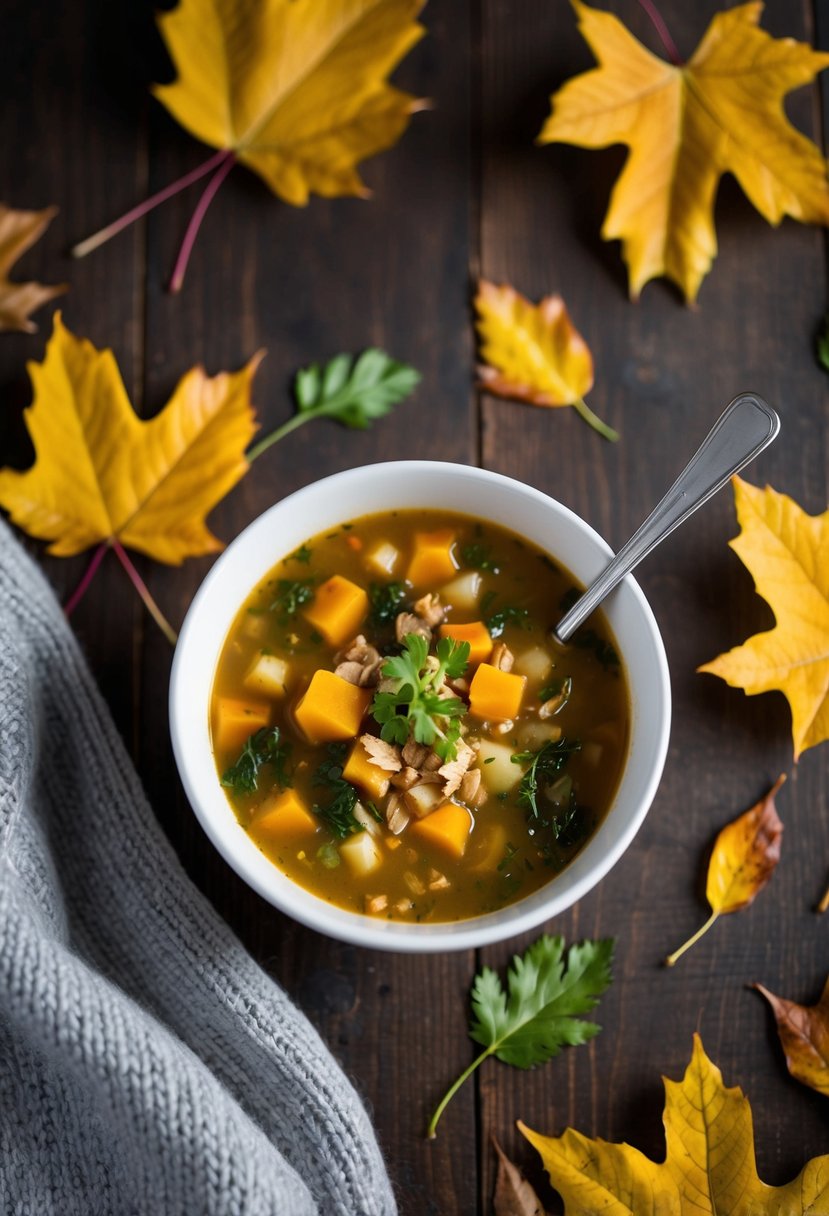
[538,2,829,303]
[0,204,66,333]
[521,1034,829,1214]
[0,312,260,565]
[473,279,617,441]
[700,477,829,759]
[153,0,427,207]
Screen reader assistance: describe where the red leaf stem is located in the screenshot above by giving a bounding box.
[63,542,108,617]
[168,151,236,293]
[111,540,178,646]
[636,0,682,65]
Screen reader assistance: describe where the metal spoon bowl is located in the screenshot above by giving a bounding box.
[554,392,780,644]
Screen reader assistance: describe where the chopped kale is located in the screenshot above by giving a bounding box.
[221,727,293,796]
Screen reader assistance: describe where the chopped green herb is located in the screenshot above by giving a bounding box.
[559,587,580,614]
[316,841,341,869]
[270,578,315,622]
[484,756,495,765]
[512,737,582,818]
[461,543,500,573]
[368,580,408,628]
[486,603,530,639]
[572,629,620,671]
[309,629,323,645]
[221,727,293,797]
[371,634,470,761]
[312,744,363,839]
[289,544,313,564]
[497,842,519,872]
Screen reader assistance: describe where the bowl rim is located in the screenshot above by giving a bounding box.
[169,460,671,952]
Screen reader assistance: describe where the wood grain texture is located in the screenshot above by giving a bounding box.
[0,2,828,1214]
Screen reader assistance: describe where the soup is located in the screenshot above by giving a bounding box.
[210,510,629,923]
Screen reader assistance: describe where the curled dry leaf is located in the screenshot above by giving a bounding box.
[665,775,785,967]
[0,312,260,564]
[700,477,829,760]
[0,204,66,332]
[473,280,617,441]
[539,2,829,304]
[754,977,829,1097]
[492,1137,547,1216]
[520,1034,829,1214]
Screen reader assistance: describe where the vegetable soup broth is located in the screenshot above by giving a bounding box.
[211,511,629,923]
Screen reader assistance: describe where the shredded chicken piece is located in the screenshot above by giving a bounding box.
[384,792,411,835]
[395,612,431,644]
[429,874,450,891]
[360,734,402,772]
[447,676,469,695]
[404,871,426,896]
[421,750,443,772]
[394,898,413,914]
[438,738,475,797]
[391,766,421,791]
[402,740,431,769]
[459,767,482,805]
[539,692,568,719]
[492,719,514,736]
[333,634,383,687]
[413,592,445,627]
[364,894,388,915]
[490,641,515,672]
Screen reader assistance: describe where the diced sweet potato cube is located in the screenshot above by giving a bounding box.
[407,528,458,587]
[410,802,472,860]
[213,697,271,753]
[303,575,369,646]
[294,670,370,743]
[468,663,526,721]
[439,620,493,666]
[343,739,391,800]
[251,789,317,839]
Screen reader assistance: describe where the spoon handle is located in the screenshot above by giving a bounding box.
[554,392,780,644]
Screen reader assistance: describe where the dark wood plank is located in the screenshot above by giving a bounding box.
[478,0,829,1209]
[135,5,480,1213]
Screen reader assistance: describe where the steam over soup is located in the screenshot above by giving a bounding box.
[211,510,629,923]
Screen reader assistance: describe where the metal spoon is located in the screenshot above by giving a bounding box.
[554,392,780,644]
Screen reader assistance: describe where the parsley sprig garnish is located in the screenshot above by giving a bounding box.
[221,727,292,796]
[427,935,614,1137]
[371,634,470,761]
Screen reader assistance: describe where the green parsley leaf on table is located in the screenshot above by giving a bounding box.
[221,727,292,796]
[371,634,470,761]
[427,935,614,1138]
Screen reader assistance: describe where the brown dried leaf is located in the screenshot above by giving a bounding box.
[0,204,66,332]
[754,977,829,1097]
[492,1137,547,1216]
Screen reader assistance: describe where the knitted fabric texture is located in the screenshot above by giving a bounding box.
[0,519,397,1216]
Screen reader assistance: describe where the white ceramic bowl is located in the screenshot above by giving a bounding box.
[170,461,670,952]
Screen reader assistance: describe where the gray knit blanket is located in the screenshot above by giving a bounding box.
[0,519,396,1216]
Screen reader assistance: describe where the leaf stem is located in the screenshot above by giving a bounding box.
[169,151,236,293]
[635,0,682,65]
[573,397,619,442]
[63,542,108,616]
[246,411,312,462]
[111,539,178,646]
[71,148,232,259]
[426,1045,492,1139]
[664,910,719,967]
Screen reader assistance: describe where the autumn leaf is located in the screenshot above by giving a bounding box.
[493,1138,548,1216]
[0,204,66,333]
[699,477,829,759]
[538,2,829,304]
[754,977,829,1097]
[473,280,618,441]
[520,1034,829,1214]
[73,0,427,290]
[665,775,785,966]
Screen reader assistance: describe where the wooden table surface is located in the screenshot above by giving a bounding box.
[3,1,828,1211]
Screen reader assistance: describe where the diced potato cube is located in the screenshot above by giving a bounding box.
[242,613,269,640]
[515,721,562,751]
[342,738,391,801]
[468,663,527,721]
[407,528,458,587]
[365,893,388,915]
[477,739,525,793]
[365,541,400,577]
[243,653,290,697]
[410,802,472,860]
[340,830,383,876]
[303,575,369,646]
[439,620,492,666]
[403,782,445,819]
[440,571,482,611]
[294,670,370,743]
[213,697,270,754]
[513,645,554,683]
[251,789,317,839]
